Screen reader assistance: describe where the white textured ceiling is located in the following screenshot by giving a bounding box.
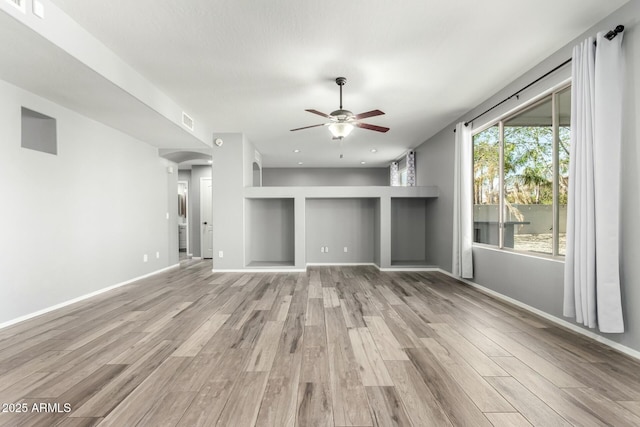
[49,0,627,166]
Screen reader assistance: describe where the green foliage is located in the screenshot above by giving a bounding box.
[473,124,570,206]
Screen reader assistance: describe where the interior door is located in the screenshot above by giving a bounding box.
[200,177,213,259]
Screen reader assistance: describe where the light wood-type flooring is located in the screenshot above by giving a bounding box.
[1,261,640,426]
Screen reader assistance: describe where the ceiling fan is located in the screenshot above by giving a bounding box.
[290,77,390,139]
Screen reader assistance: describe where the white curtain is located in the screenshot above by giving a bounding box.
[452,122,473,278]
[564,32,624,333]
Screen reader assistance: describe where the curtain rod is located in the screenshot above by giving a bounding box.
[456,24,625,130]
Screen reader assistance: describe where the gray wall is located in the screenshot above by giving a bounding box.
[416,127,455,270]
[391,198,427,264]
[0,78,177,325]
[245,198,295,264]
[306,199,377,263]
[415,0,640,352]
[211,133,257,269]
[263,167,389,186]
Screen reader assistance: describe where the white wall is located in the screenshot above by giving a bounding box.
[262,167,389,186]
[415,0,640,352]
[0,79,177,325]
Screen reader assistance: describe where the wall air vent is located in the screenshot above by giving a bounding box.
[182,112,194,131]
[5,0,26,13]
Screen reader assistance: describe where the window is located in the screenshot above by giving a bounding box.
[473,85,570,256]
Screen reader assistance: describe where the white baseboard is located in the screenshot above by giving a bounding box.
[307,263,377,267]
[212,269,306,273]
[0,263,180,331]
[435,268,640,362]
[378,267,440,272]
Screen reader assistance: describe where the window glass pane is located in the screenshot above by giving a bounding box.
[473,125,500,245]
[558,87,571,255]
[503,96,554,253]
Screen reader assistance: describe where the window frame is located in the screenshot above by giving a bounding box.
[471,81,571,259]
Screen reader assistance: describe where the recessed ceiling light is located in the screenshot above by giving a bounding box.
[293,149,300,153]
[370,149,377,153]
[361,161,366,165]
[298,162,303,165]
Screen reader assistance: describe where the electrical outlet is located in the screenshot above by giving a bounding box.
[325,246,329,253]
[218,251,224,258]
[321,247,325,253]
[156,252,160,259]
[344,247,348,253]
[166,212,170,220]
[143,254,148,262]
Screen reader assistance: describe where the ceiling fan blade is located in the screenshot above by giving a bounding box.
[356,122,390,133]
[354,109,385,120]
[290,123,326,132]
[305,109,332,119]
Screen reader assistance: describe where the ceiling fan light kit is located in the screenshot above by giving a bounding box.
[328,122,354,139]
[291,77,389,139]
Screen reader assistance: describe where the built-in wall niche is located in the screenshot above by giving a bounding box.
[21,107,57,155]
[391,198,431,266]
[252,162,261,187]
[245,198,294,267]
[306,198,378,264]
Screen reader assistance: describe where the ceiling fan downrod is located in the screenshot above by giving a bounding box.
[336,77,346,110]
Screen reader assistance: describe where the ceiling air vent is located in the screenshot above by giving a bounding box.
[182,112,194,131]
[5,0,26,13]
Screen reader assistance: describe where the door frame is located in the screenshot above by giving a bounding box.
[200,176,213,259]
[178,180,190,257]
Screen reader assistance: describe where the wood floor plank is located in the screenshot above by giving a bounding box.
[363,316,409,361]
[97,357,191,426]
[297,382,334,427]
[305,298,325,326]
[431,323,508,376]
[0,263,639,426]
[406,348,493,427]
[348,328,394,387]
[562,387,640,427]
[485,376,572,427]
[385,360,453,427]
[492,356,609,427]
[300,326,329,384]
[619,400,640,417]
[70,340,180,417]
[325,308,372,426]
[322,287,341,308]
[484,412,533,427]
[246,320,286,372]
[422,338,514,413]
[365,386,412,427]
[135,391,196,427]
[480,328,585,388]
[255,352,302,427]
[272,295,293,322]
[215,371,270,427]
[378,306,425,349]
[172,313,230,357]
